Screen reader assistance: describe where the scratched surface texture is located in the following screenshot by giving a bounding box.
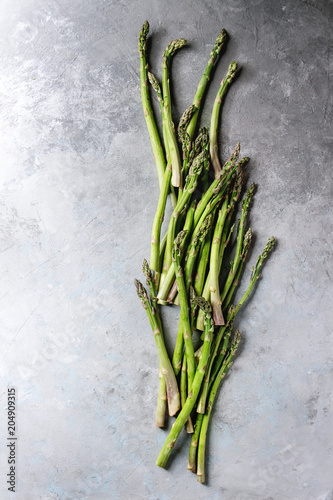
[0,0,332,498]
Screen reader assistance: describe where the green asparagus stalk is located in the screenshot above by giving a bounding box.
[197,313,234,414]
[187,29,228,140]
[160,152,204,288]
[209,196,229,326]
[150,163,173,287]
[209,236,275,387]
[209,61,238,177]
[194,227,212,296]
[221,183,255,302]
[169,212,212,304]
[197,330,241,483]
[172,231,196,390]
[162,38,187,187]
[142,259,167,425]
[134,279,180,416]
[156,297,214,468]
[148,71,177,208]
[138,21,166,189]
[158,199,196,305]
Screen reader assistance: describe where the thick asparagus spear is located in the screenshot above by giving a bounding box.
[138,21,166,188]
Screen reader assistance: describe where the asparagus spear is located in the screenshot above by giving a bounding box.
[156,297,214,468]
[134,279,180,416]
[187,28,228,140]
[172,231,196,390]
[209,61,238,177]
[162,38,187,188]
[160,151,204,288]
[209,197,229,326]
[221,183,255,303]
[138,21,166,189]
[197,330,241,483]
[142,259,167,426]
[148,71,178,208]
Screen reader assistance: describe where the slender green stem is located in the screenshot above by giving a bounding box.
[197,331,241,483]
[160,152,204,288]
[186,28,228,140]
[142,259,167,425]
[162,39,186,188]
[194,143,241,227]
[209,61,238,176]
[135,280,180,416]
[148,71,178,207]
[209,197,229,326]
[172,231,196,390]
[188,412,204,472]
[194,228,212,297]
[138,21,166,188]
[197,314,234,414]
[221,183,255,302]
[150,164,172,287]
[156,298,214,468]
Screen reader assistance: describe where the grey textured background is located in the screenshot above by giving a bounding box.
[0,0,332,498]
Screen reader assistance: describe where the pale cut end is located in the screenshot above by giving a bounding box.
[167,392,181,417]
[185,416,194,434]
[212,305,225,326]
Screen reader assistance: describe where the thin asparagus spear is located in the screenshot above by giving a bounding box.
[169,212,212,304]
[197,313,234,414]
[224,227,252,307]
[194,227,212,296]
[194,143,241,227]
[162,38,187,188]
[209,236,276,386]
[210,61,238,177]
[156,297,214,468]
[221,183,255,302]
[150,163,173,287]
[172,231,196,391]
[160,199,196,304]
[180,352,194,433]
[142,259,167,426]
[160,152,204,288]
[138,21,166,188]
[188,412,204,472]
[148,71,177,208]
[187,29,228,140]
[197,330,241,483]
[134,279,180,416]
[209,196,229,326]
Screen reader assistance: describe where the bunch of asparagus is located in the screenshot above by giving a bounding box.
[134,21,275,483]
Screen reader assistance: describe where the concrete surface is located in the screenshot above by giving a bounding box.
[0,0,332,498]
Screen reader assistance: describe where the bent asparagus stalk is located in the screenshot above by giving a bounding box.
[138,21,166,189]
[209,61,238,176]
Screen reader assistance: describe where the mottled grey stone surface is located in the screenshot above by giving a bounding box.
[0,0,332,498]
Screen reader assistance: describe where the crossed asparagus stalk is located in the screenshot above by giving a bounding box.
[135,20,275,483]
